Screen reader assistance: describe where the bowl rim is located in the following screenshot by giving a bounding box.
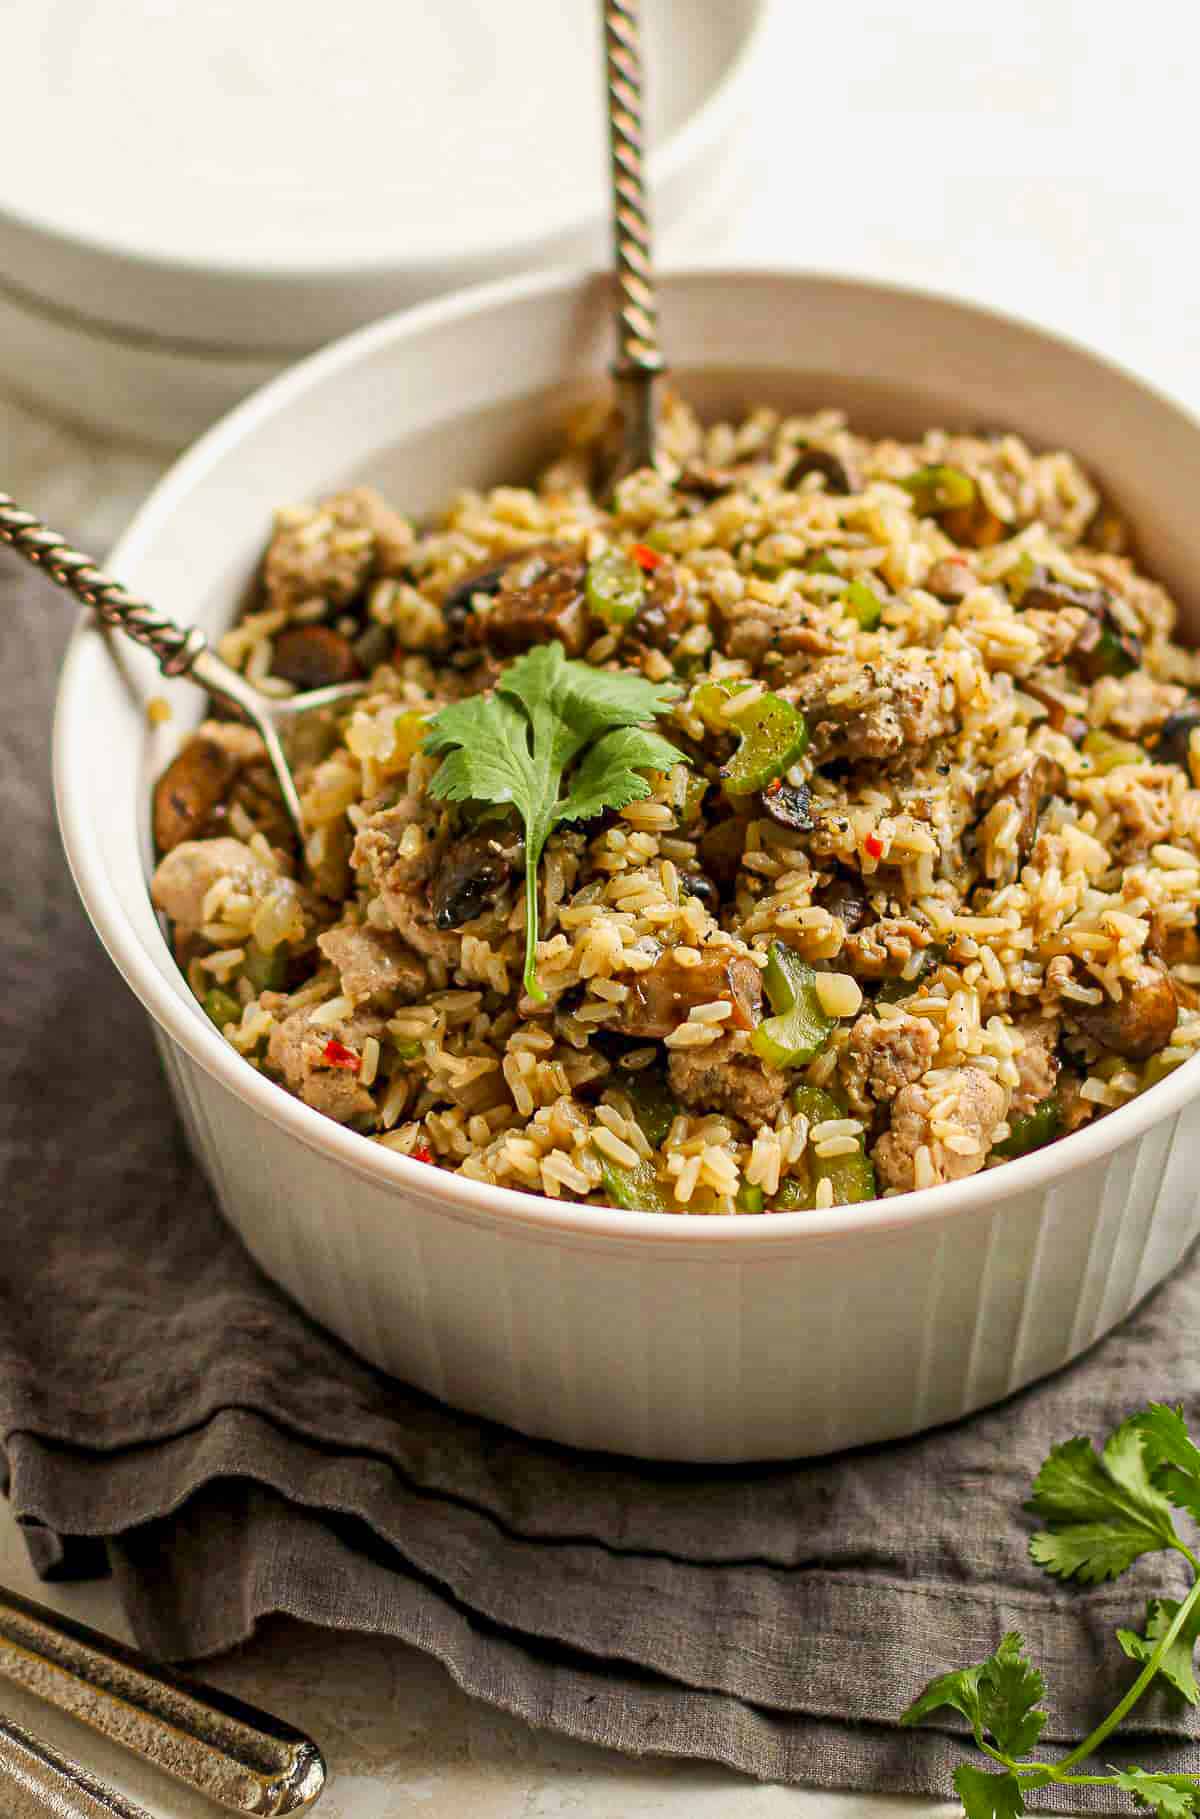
[0,1,771,296]
[54,260,1200,1248]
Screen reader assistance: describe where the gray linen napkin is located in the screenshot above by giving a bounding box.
[4,548,1200,1812]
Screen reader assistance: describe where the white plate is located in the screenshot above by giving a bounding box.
[0,0,766,441]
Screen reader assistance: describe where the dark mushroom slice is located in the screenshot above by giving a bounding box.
[759,781,815,832]
[271,624,361,690]
[431,824,524,931]
[675,458,742,498]
[440,556,514,639]
[623,950,762,1040]
[153,735,239,854]
[1067,959,1178,1062]
[1021,678,1088,745]
[1155,710,1200,770]
[923,558,977,603]
[679,872,720,913]
[630,563,691,651]
[989,752,1067,870]
[1021,574,1112,617]
[813,870,870,935]
[785,448,856,495]
[1070,609,1141,681]
[482,543,592,658]
[697,811,751,888]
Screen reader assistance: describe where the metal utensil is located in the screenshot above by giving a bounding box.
[0,494,366,843]
[602,0,665,484]
[0,1583,325,1814]
[0,1714,158,1819]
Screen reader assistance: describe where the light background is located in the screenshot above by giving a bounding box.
[0,1,1191,1810]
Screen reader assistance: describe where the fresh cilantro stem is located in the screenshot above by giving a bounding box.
[1054,1546,1200,1776]
[522,844,545,1003]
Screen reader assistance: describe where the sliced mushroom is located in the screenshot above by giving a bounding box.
[272,625,361,689]
[676,458,742,498]
[441,556,514,638]
[631,564,691,650]
[679,872,720,913]
[623,950,762,1039]
[153,736,238,854]
[990,752,1066,869]
[482,543,591,657]
[923,558,976,603]
[430,825,524,930]
[1156,710,1200,769]
[760,781,815,831]
[785,448,856,495]
[814,870,870,935]
[1068,959,1178,1061]
[1021,575,1112,617]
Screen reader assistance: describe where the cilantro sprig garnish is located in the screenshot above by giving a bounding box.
[423,642,684,999]
[902,1405,1200,1814]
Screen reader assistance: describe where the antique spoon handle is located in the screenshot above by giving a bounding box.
[0,1715,157,1819]
[0,493,206,676]
[602,0,664,476]
[0,1584,325,1814]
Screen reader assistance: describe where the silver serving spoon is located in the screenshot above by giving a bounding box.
[0,492,366,842]
[601,0,665,484]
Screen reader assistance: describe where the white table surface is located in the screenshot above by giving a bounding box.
[1,1,1195,1811]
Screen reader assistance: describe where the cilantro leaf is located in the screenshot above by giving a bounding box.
[1118,1598,1200,1705]
[1111,1770,1200,1814]
[953,1765,1026,1818]
[424,643,683,998]
[1137,1405,1200,1526]
[1027,1418,1181,1583]
[901,1633,1046,1759]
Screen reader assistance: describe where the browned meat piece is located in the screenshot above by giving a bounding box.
[151,837,275,931]
[874,1066,1007,1192]
[1020,606,1092,665]
[431,825,524,930]
[1148,909,1200,971]
[154,736,238,854]
[813,871,870,936]
[317,923,427,1005]
[785,448,857,494]
[263,487,411,613]
[716,596,839,666]
[352,801,459,963]
[980,752,1066,882]
[840,917,932,980]
[668,1031,787,1127]
[623,950,762,1039]
[1066,959,1178,1061]
[271,625,361,689]
[789,658,950,763]
[1057,1068,1096,1135]
[1071,609,1142,682]
[845,1012,938,1111]
[1010,1015,1060,1118]
[479,544,591,657]
[631,564,691,651]
[267,1005,386,1124]
[922,557,976,602]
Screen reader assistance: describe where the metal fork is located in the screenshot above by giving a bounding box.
[0,494,366,843]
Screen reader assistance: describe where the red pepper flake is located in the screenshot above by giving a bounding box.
[412,1144,434,1164]
[863,832,885,860]
[322,1038,361,1073]
[765,776,784,794]
[630,542,665,572]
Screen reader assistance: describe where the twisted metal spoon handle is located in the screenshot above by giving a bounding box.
[602,0,664,477]
[0,493,206,677]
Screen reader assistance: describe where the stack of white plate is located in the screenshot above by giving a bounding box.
[0,0,768,446]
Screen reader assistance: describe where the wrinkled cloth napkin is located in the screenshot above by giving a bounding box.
[4,550,1200,1813]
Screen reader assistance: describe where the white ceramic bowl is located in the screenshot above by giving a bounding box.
[56,269,1200,1462]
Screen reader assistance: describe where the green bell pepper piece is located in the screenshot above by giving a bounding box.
[598,1156,672,1213]
[585,549,645,625]
[751,943,836,1067]
[736,1180,765,1214]
[790,1084,846,1124]
[202,988,241,1031]
[805,552,839,577]
[1144,1048,1188,1089]
[901,465,976,516]
[719,695,810,796]
[993,1095,1062,1159]
[815,1147,877,1205]
[845,579,883,630]
[1085,625,1139,678]
[394,1038,424,1061]
[242,938,288,993]
[625,1071,680,1148]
